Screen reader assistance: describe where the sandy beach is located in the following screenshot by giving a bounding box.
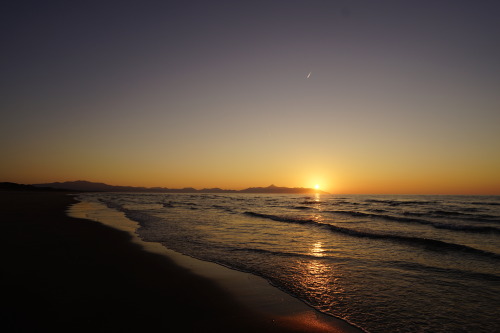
[0,189,361,332]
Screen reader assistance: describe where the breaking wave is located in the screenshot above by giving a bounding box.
[326,210,500,234]
[244,211,500,260]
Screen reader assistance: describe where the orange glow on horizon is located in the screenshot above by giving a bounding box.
[2,159,499,195]
[1,2,499,197]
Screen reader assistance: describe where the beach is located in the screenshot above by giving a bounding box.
[72,192,500,332]
[0,190,360,333]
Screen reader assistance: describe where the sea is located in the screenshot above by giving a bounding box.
[74,193,500,333]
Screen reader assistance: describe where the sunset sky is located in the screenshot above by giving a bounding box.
[1,1,499,194]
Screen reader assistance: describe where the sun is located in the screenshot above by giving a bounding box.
[314,184,320,190]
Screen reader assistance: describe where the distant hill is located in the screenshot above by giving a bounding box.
[34,181,146,192]
[240,184,328,194]
[32,181,328,194]
[0,182,69,192]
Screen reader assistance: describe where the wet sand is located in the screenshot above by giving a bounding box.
[0,190,363,332]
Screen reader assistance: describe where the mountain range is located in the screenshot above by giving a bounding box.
[31,180,328,194]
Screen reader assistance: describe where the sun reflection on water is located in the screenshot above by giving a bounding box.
[310,241,325,257]
[291,241,346,312]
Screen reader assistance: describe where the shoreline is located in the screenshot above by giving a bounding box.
[1,190,363,332]
[69,196,365,332]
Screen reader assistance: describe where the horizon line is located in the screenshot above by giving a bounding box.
[3,180,499,196]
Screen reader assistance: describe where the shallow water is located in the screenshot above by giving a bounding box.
[78,193,500,333]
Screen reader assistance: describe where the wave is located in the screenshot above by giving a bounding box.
[211,204,235,212]
[244,211,315,224]
[332,200,362,205]
[460,217,500,224]
[386,261,500,282]
[369,209,388,213]
[162,201,199,208]
[402,211,425,217]
[243,211,500,260]
[229,247,346,262]
[429,210,468,216]
[471,201,500,206]
[292,206,313,210]
[402,211,500,224]
[327,210,500,234]
[330,210,372,218]
[428,210,500,220]
[99,199,124,211]
[461,207,482,212]
[365,199,438,206]
[432,224,500,233]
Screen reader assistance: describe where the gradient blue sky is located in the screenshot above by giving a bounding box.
[1,0,499,193]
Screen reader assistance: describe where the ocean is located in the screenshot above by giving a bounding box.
[75,193,500,333]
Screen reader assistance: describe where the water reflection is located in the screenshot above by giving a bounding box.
[306,243,329,287]
[309,212,325,224]
[293,242,345,312]
[310,241,325,257]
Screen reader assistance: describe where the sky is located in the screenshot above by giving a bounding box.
[1,0,500,194]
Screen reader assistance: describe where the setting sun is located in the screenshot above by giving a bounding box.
[314,184,320,190]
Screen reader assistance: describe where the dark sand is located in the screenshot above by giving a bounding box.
[0,190,360,332]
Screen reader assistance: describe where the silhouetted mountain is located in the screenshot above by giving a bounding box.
[240,184,328,194]
[0,182,69,192]
[199,188,238,193]
[33,181,144,192]
[32,181,328,194]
